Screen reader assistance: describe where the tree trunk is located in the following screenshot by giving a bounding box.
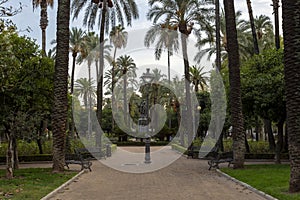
[215,0,221,72]
[167,50,172,129]
[273,0,280,50]
[52,0,70,172]
[96,0,107,148]
[275,119,284,164]
[283,0,300,192]
[245,132,250,153]
[180,30,193,149]
[284,124,288,152]
[40,0,48,56]
[246,0,259,55]
[37,130,43,154]
[111,47,117,130]
[224,0,245,169]
[123,73,128,127]
[88,63,92,137]
[255,116,259,141]
[264,119,275,151]
[6,132,13,179]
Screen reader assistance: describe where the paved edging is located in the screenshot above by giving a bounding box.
[41,169,87,200]
[216,169,278,200]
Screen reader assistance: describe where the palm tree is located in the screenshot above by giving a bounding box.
[223,0,245,169]
[52,0,70,172]
[71,0,139,138]
[147,0,213,147]
[189,65,208,92]
[75,78,96,109]
[116,55,136,131]
[109,25,128,130]
[32,0,54,55]
[253,15,274,51]
[215,0,221,72]
[246,0,259,55]
[272,0,280,49]
[144,23,179,86]
[109,24,128,89]
[110,25,128,63]
[69,27,86,94]
[195,9,249,63]
[75,77,96,136]
[282,0,300,193]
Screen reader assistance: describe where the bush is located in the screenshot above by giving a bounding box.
[223,139,271,153]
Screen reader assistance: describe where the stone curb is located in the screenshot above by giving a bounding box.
[40,169,88,200]
[216,169,278,200]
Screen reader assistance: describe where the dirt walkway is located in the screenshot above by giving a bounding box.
[47,146,267,200]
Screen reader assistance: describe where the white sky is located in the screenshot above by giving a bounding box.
[7,0,281,83]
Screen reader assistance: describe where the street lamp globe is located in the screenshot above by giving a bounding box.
[141,68,155,84]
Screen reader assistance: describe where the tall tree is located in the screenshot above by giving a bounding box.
[215,0,221,71]
[69,27,86,94]
[144,23,179,86]
[148,0,213,147]
[109,25,128,91]
[272,0,280,49]
[32,0,54,55]
[71,0,139,147]
[195,9,249,63]
[246,0,259,54]
[109,25,128,130]
[116,55,136,131]
[189,65,208,92]
[52,0,70,172]
[75,78,96,109]
[223,0,245,169]
[282,0,300,193]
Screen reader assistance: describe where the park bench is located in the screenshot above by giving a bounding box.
[207,151,233,170]
[187,146,233,170]
[187,146,201,159]
[65,147,106,171]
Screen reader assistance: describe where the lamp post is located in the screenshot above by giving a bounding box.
[140,68,154,164]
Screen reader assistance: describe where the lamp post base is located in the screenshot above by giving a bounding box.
[144,136,151,164]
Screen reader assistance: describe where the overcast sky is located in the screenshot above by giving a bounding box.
[8,0,280,52]
[6,0,281,82]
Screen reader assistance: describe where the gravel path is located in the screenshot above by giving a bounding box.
[47,146,267,200]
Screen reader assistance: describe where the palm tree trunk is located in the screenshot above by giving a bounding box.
[111,47,117,130]
[88,63,92,137]
[283,0,300,192]
[123,73,127,127]
[167,50,172,129]
[246,0,259,55]
[180,33,193,148]
[95,59,99,84]
[273,0,280,50]
[224,0,245,169]
[40,0,48,56]
[96,0,107,148]
[71,53,77,94]
[69,53,77,139]
[195,80,199,92]
[52,0,70,172]
[264,119,275,151]
[215,0,221,72]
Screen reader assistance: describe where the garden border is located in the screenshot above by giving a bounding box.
[216,169,278,200]
[40,169,88,200]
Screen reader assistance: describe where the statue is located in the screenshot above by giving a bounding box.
[139,100,147,117]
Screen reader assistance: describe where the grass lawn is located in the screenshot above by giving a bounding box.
[0,168,77,199]
[221,164,300,200]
